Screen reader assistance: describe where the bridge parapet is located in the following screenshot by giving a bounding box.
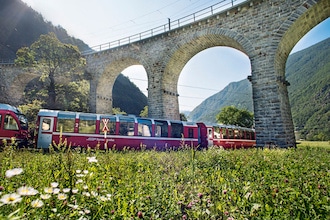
[82,0,247,55]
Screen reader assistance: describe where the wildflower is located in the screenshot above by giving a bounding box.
[83,170,89,174]
[40,194,51,200]
[63,188,71,193]
[76,179,84,184]
[31,199,44,208]
[0,186,4,191]
[223,189,227,194]
[91,191,98,197]
[44,187,53,194]
[51,182,59,188]
[76,169,82,173]
[82,192,90,197]
[53,188,60,194]
[58,193,67,200]
[99,195,109,202]
[0,193,22,204]
[87,156,98,163]
[72,188,79,194]
[17,186,38,196]
[137,211,143,218]
[84,209,91,214]
[68,204,79,209]
[198,192,203,199]
[5,168,23,178]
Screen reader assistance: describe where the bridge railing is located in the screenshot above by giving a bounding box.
[82,0,244,55]
[0,59,15,65]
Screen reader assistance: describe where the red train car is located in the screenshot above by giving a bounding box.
[210,124,256,149]
[0,103,29,146]
[35,109,209,150]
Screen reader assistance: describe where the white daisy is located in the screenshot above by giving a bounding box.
[17,186,38,196]
[5,168,23,178]
[0,193,22,204]
[31,199,44,208]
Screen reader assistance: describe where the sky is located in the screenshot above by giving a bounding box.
[21,0,330,112]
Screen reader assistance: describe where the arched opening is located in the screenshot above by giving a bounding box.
[115,65,148,116]
[285,18,330,141]
[178,46,252,122]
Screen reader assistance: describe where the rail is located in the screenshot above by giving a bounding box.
[0,59,15,65]
[82,0,245,55]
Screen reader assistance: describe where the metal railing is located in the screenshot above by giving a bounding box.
[82,0,245,55]
[0,59,15,65]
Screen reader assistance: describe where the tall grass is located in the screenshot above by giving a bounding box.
[0,142,329,219]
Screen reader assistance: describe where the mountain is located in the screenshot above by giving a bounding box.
[0,0,147,115]
[189,38,330,140]
[286,38,330,140]
[113,74,148,115]
[188,78,253,123]
[0,0,90,61]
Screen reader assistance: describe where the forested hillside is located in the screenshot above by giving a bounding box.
[0,0,89,61]
[0,0,147,115]
[286,38,330,140]
[189,38,330,140]
[188,79,253,122]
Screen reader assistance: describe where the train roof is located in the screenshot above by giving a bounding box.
[0,103,22,114]
[37,109,199,126]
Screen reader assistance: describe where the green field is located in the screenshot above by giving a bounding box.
[0,142,329,219]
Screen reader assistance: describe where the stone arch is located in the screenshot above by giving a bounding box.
[96,57,145,114]
[162,28,255,119]
[7,70,39,106]
[275,0,330,76]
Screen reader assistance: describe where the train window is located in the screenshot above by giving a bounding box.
[4,115,18,130]
[154,120,168,137]
[251,131,256,140]
[137,118,152,137]
[171,122,183,138]
[100,116,116,135]
[213,127,220,139]
[79,114,96,134]
[119,116,135,136]
[188,128,194,138]
[228,129,234,139]
[56,112,75,133]
[246,131,251,140]
[222,128,227,139]
[42,118,51,131]
[0,114,2,128]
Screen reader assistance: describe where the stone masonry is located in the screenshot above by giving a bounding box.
[1,0,329,148]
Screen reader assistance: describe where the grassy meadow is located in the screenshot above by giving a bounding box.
[0,141,329,219]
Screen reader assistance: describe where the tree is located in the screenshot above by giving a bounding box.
[15,32,85,109]
[216,106,254,128]
[140,106,148,117]
[180,113,188,121]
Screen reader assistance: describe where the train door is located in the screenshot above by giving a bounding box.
[37,117,54,148]
[196,123,210,148]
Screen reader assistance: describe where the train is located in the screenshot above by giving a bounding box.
[0,103,29,146]
[0,104,256,150]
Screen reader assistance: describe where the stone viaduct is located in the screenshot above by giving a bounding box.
[1,0,329,148]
